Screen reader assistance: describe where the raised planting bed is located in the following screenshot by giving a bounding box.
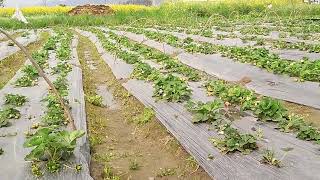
[110,28,320,110]
[0,29,92,180]
[77,28,320,180]
[0,30,39,61]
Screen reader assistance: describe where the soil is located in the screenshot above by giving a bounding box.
[68,4,114,16]
[76,33,211,180]
[284,102,320,128]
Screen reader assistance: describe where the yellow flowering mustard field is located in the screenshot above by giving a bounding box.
[0,5,151,17]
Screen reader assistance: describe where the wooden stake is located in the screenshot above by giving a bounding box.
[0,29,76,130]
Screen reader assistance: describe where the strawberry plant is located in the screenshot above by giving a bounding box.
[22,65,39,79]
[24,127,85,173]
[0,107,21,119]
[153,74,191,102]
[186,100,223,123]
[131,63,161,81]
[32,49,49,68]
[15,75,36,87]
[53,76,69,96]
[42,94,66,126]
[52,62,72,75]
[5,94,27,106]
[210,124,257,154]
[0,114,9,127]
[254,97,287,121]
[43,36,58,50]
[277,114,305,133]
[104,29,200,81]
[297,125,320,142]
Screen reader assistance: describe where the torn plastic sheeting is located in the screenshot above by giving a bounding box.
[0,30,38,61]
[114,30,320,110]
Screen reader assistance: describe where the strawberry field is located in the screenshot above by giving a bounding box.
[0,1,320,180]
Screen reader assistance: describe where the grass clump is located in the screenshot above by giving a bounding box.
[129,159,140,170]
[156,167,176,177]
[261,149,281,168]
[133,107,155,124]
[86,94,104,107]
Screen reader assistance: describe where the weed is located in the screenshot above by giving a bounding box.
[31,163,43,177]
[156,167,176,177]
[89,135,103,147]
[129,159,140,170]
[103,165,120,180]
[133,107,155,124]
[86,95,104,107]
[261,150,281,167]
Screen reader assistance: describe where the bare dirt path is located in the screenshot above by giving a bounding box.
[76,34,211,180]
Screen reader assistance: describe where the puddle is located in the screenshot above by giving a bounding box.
[96,84,119,110]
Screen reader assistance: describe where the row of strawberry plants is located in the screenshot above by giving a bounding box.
[93,28,259,155]
[106,28,201,81]
[14,34,57,87]
[0,32,57,129]
[153,24,320,53]
[271,40,320,53]
[84,28,192,102]
[114,26,320,151]
[122,27,320,82]
[24,30,84,177]
[142,25,319,54]
[205,80,320,143]
[186,99,258,154]
[0,32,59,156]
